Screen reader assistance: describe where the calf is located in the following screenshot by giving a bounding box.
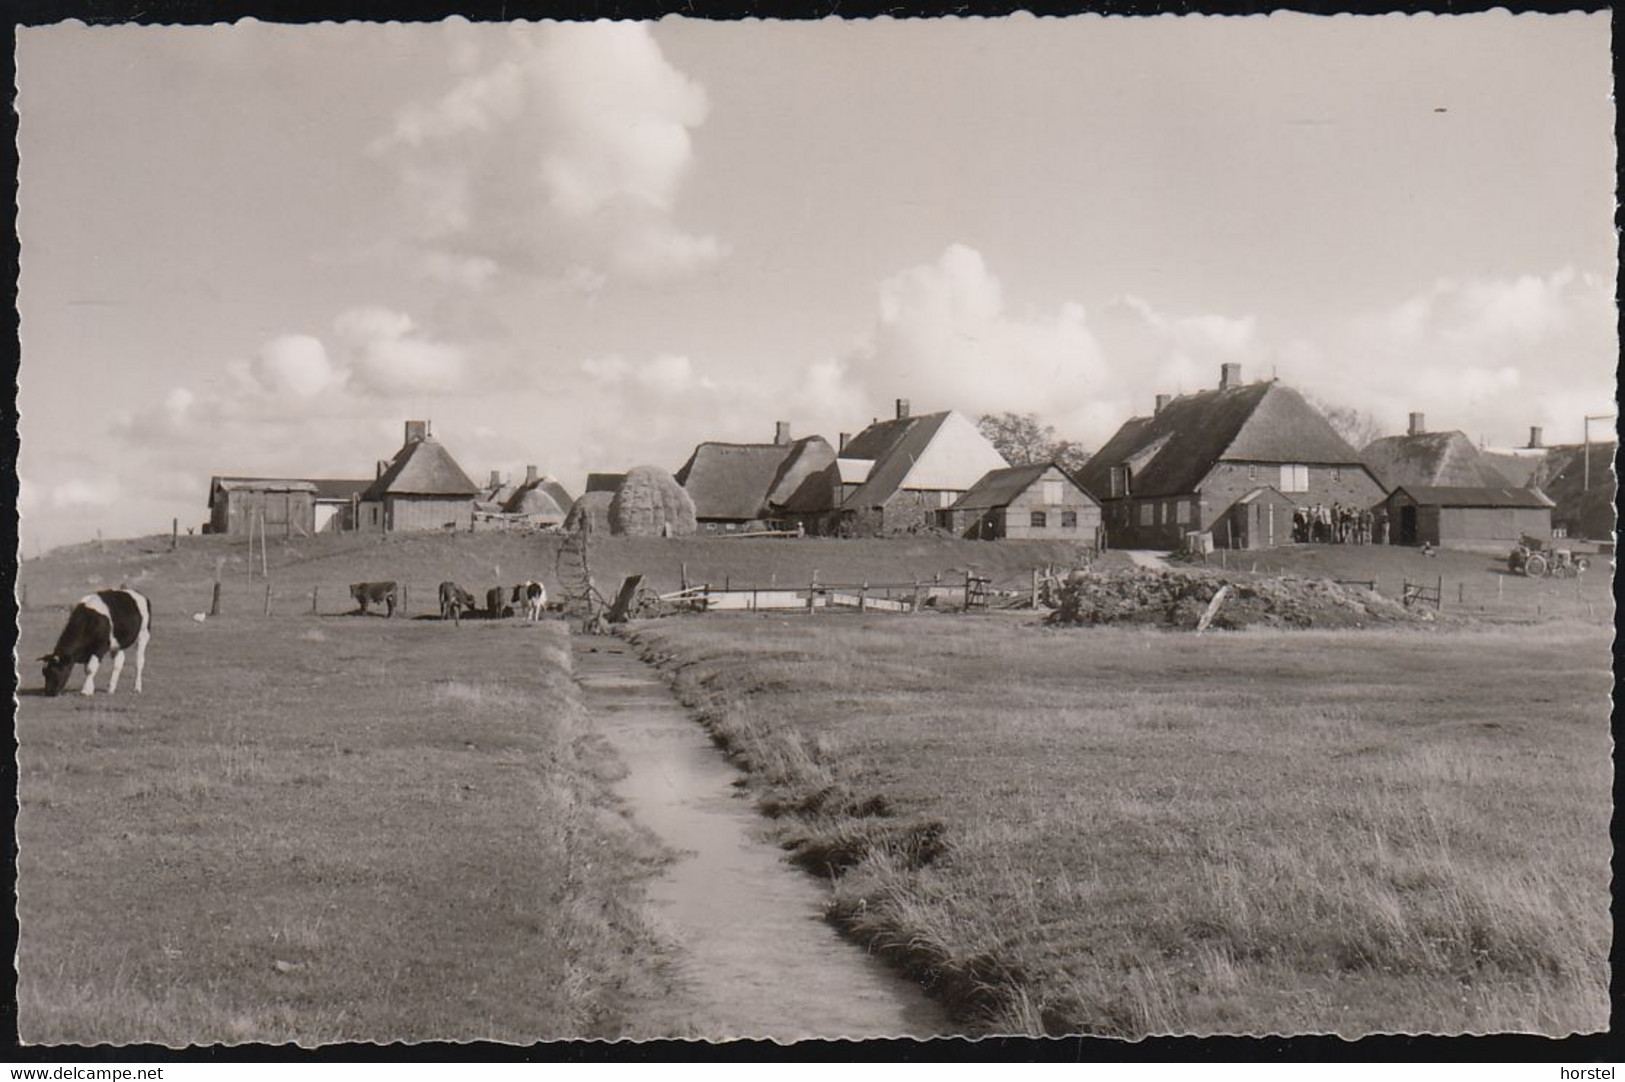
[438,581,477,624]
[40,588,152,697]
[351,581,398,618]
[513,580,547,622]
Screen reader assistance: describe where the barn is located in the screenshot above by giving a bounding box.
[356,421,480,533]
[206,477,317,537]
[944,463,1102,545]
[675,423,839,532]
[832,400,1010,536]
[1383,484,1555,549]
[1075,364,1385,550]
[1361,414,1516,490]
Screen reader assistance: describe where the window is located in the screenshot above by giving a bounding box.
[1280,464,1309,492]
[1042,480,1064,505]
[1031,511,1047,528]
[1139,503,1154,526]
[1110,465,1131,498]
[1176,500,1191,525]
[1062,510,1078,529]
[938,490,956,509]
[1248,465,1257,480]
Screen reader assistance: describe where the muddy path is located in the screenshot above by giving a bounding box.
[572,637,946,1041]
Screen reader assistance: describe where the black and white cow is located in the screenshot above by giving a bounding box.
[40,588,152,697]
[513,580,547,622]
[438,581,477,624]
[351,581,398,617]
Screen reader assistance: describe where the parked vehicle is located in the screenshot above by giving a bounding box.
[1508,535,1590,578]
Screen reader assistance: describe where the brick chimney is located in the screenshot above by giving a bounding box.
[1219,364,1242,391]
[488,469,501,488]
[1154,393,1172,415]
[1528,425,1544,449]
[1408,412,1426,436]
[774,421,791,446]
[404,419,430,443]
[839,432,851,452]
[525,465,538,485]
[895,398,910,420]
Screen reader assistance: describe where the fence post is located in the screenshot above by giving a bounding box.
[1457,582,1464,605]
[808,570,818,615]
[912,582,924,614]
[1031,568,1040,609]
[210,581,222,616]
[858,582,867,613]
[263,582,272,617]
[1437,576,1443,611]
[311,585,319,615]
[172,518,179,551]
[964,570,973,612]
[681,562,690,594]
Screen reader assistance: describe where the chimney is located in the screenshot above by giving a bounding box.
[525,465,538,485]
[895,398,911,420]
[839,432,852,453]
[1528,425,1544,449]
[489,469,502,488]
[404,419,429,444]
[1219,364,1242,391]
[774,421,790,446]
[1408,412,1426,437]
[376,459,390,480]
[1154,393,1172,415]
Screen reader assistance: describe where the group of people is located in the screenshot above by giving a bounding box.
[1293,503,1379,545]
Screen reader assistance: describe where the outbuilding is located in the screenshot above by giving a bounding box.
[207,477,318,537]
[1383,484,1555,548]
[944,463,1102,545]
[1211,485,1299,550]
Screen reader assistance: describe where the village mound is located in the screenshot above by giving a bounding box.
[1046,566,1423,631]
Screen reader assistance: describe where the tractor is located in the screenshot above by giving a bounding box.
[1508,535,1590,578]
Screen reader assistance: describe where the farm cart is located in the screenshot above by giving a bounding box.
[1508,536,1590,578]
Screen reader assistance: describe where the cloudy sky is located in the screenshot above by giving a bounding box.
[16,13,1615,551]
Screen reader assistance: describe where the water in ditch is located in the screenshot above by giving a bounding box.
[572,638,946,1041]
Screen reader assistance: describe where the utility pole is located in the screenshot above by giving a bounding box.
[1582,413,1616,492]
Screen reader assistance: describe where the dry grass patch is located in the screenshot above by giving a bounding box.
[630,615,1611,1038]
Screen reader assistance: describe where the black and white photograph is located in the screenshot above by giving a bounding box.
[10,9,1615,1049]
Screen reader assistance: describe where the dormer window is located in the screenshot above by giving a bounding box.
[1110,465,1131,498]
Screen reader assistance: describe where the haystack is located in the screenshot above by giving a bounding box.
[563,490,613,535]
[610,465,697,537]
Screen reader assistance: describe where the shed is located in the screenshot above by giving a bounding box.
[944,463,1102,546]
[1384,485,1555,548]
[1212,486,1299,550]
[207,477,318,537]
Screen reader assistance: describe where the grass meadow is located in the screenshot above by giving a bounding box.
[16,612,681,1045]
[629,614,1613,1038]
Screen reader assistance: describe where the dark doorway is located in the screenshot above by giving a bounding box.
[1399,504,1418,545]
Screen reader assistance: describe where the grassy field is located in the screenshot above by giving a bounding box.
[16,612,683,1045]
[628,613,1613,1038]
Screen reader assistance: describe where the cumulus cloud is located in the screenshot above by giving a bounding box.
[50,477,119,510]
[335,306,467,396]
[1282,268,1616,444]
[376,23,721,288]
[248,335,341,399]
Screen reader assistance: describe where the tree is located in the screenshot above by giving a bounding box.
[977,412,1092,474]
[1307,395,1385,450]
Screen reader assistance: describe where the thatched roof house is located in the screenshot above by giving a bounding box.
[358,421,479,533]
[675,423,839,530]
[832,400,1009,535]
[1075,365,1384,550]
[1361,414,1513,490]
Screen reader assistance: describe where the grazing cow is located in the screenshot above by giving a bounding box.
[350,581,398,618]
[513,580,547,622]
[438,581,477,624]
[40,588,152,697]
[485,586,508,619]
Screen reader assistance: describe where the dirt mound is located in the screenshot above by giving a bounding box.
[1047,567,1420,630]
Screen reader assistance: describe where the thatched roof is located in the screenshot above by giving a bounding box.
[1479,448,1545,487]
[362,437,478,500]
[1076,382,1366,500]
[676,436,839,520]
[839,411,1006,510]
[502,478,574,520]
[951,463,1097,512]
[1361,431,1512,490]
[1527,442,1617,538]
[1392,485,1555,509]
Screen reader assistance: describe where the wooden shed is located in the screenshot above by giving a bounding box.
[944,463,1103,545]
[1211,485,1298,550]
[207,477,317,537]
[1384,484,1555,548]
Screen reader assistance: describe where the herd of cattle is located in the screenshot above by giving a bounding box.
[36,579,551,698]
[350,579,548,624]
